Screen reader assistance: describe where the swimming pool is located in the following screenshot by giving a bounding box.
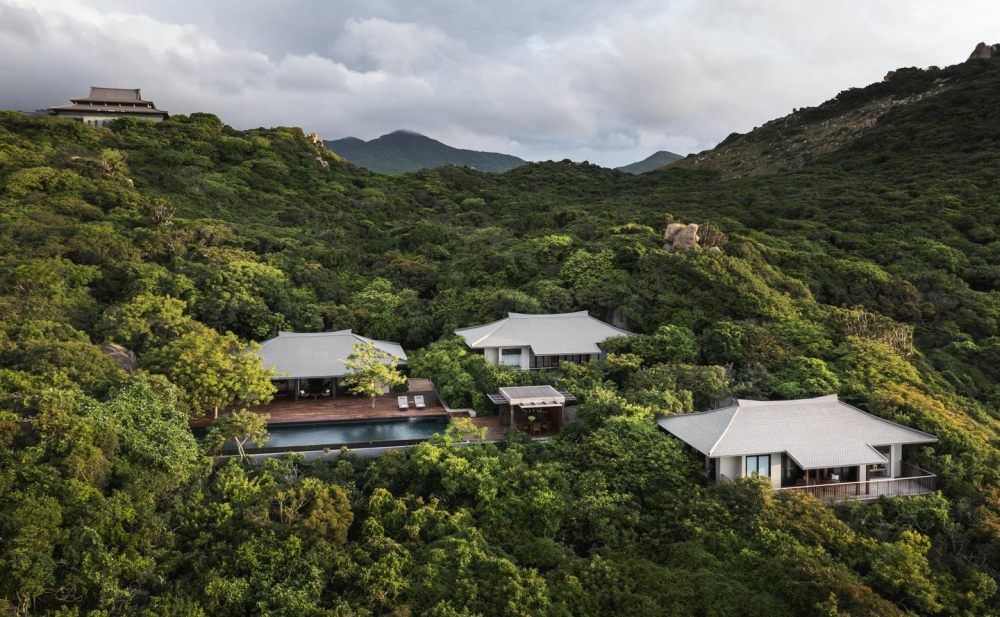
[209,416,452,453]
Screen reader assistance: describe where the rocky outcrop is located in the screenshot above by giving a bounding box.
[969,42,1000,60]
[672,224,700,251]
[101,342,138,373]
[664,222,700,252]
[664,223,686,244]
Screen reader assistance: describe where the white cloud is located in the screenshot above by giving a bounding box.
[2,0,999,166]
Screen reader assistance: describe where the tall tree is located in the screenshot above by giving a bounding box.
[144,326,275,418]
[204,408,269,461]
[341,342,406,408]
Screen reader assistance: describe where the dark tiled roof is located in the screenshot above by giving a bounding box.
[48,104,167,116]
[72,87,146,103]
[49,86,167,117]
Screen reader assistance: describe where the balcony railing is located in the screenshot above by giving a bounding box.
[774,463,936,504]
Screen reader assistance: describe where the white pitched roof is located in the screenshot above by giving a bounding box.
[257,330,406,379]
[658,395,937,470]
[454,311,632,356]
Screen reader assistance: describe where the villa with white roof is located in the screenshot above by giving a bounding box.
[658,395,938,502]
[454,311,632,370]
[258,330,406,401]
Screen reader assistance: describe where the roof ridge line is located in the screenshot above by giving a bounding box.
[707,405,742,456]
[506,310,591,319]
[841,401,939,442]
[736,394,839,407]
[468,319,510,347]
[862,443,889,464]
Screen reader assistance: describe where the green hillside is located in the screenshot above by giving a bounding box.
[324,129,527,174]
[1,52,1000,615]
[615,149,684,174]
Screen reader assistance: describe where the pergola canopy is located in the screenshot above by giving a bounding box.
[498,385,565,407]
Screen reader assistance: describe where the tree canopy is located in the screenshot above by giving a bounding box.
[2,55,1000,614]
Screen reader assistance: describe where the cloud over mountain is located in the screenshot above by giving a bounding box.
[1,0,998,166]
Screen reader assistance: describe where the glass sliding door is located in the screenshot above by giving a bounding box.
[745,454,771,478]
[500,348,522,367]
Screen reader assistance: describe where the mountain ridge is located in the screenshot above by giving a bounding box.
[673,44,1000,179]
[615,150,684,174]
[324,130,527,174]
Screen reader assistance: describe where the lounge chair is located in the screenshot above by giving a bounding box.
[414,395,426,409]
[398,396,409,410]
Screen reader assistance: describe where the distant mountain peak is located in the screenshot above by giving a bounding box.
[324,130,526,175]
[615,150,684,175]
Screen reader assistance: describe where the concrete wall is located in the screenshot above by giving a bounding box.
[717,456,741,482]
[482,349,599,370]
[719,453,782,489]
[768,453,782,489]
[890,443,902,477]
[56,112,164,126]
[484,346,531,370]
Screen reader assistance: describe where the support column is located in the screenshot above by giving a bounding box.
[890,444,902,477]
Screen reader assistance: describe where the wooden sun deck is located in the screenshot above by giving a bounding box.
[466,414,559,441]
[189,390,447,428]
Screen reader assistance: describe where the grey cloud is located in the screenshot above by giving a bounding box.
[2,0,999,166]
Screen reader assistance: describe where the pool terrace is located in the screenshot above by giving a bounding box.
[189,389,447,428]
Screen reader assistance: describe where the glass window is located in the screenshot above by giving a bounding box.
[745,454,771,478]
[501,348,522,366]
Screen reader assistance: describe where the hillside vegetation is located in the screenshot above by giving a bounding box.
[1,54,1000,615]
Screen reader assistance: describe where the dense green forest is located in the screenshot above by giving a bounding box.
[2,54,1000,616]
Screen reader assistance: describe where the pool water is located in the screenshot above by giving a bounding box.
[210,416,451,452]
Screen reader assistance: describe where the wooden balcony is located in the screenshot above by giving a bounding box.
[774,463,936,503]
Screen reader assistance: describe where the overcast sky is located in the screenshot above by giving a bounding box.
[2,1,999,166]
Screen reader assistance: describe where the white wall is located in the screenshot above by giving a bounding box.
[482,349,599,370]
[57,112,163,126]
[768,453,782,489]
[723,453,782,489]
[890,443,902,477]
[484,346,531,370]
[717,456,740,482]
